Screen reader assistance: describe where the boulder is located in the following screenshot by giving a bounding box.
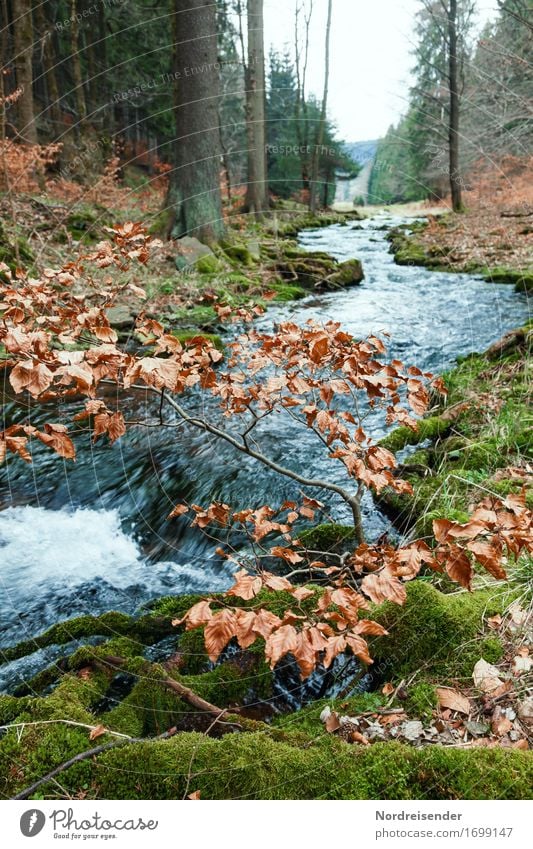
[175,236,214,271]
[329,258,364,287]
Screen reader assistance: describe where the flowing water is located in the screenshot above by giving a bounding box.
[0,214,529,668]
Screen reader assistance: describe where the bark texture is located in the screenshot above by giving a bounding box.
[167,0,225,243]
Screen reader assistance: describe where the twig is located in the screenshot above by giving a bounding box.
[0,719,132,740]
[12,729,177,800]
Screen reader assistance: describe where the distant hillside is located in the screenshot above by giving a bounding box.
[343,139,379,166]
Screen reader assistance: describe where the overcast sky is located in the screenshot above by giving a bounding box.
[260,0,498,142]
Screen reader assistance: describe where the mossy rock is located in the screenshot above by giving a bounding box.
[171,330,224,352]
[329,258,364,287]
[372,580,509,682]
[219,240,255,267]
[380,416,452,453]
[481,266,533,291]
[194,254,226,275]
[270,282,307,301]
[297,523,356,554]
[168,304,218,330]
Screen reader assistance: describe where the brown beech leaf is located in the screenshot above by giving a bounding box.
[436,687,471,715]
[467,541,507,579]
[234,609,258,649]
[203,609,237,662]
[270,546,304,565]
[89,724,107,741]
[443,546,473,590]
[362,569,406,605]
[354,619,388,637]
[291,587,315,602]
[167,504,189,519]
[292,630,319,678]
[10,361,54,397]
[173,600,212,629]
[345,633,373,665]
[325,711,341,733]
[252,609,283,640]
[227,569,263,601]
[323,634,347,668]
[264,624,298,668]
[262,572,293,591]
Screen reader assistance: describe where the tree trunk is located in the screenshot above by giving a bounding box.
[448,0,463,212]
[309,0,332,213]
[294,0,313,192]
[12,0,37,143]
[34,1,62,137]
[244,0,268,217]
[166,0,225,243]
[70,0,87,128]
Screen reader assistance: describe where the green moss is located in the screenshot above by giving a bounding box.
[171,330,224,352]
[297,523,356,554]
[380,416,453,453]
[372,580,511,682]
[270,282,307,301]
[148,209,173,237]
[377,332,531,535]
[329,258,364,286]
[220,240,255,266]
[1,611,174,664]
[26,733,528,800]
[481,266,533,291]
[404,682,438,720]
[168,304,218,329]
[274,692,385,736]
[195,254,225,274]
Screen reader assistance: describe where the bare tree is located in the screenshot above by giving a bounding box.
[447,0,463,211]
[244,0,268,216]
[309,0,332,213]
[294,0,313,192]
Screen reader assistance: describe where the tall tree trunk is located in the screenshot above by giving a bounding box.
[294,0,313,193]
[244,0,268,217]
[309,0,332,213]
[0,0,9,145]
[70,0,87,128]
[34,1,62,137]
[447,0,463,212]
[83,0,99,123]
[166,0,225,244]
[12,0,37,143]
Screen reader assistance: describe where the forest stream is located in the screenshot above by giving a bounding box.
[0,213,529,681]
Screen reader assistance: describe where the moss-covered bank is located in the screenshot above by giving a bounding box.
[377,323,532,537]
[1,572,530,799]
[387,221,533,292]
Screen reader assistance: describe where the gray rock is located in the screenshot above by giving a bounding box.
[465,720,490,737]
[175,236,214,271]
[106,305,135,330]
[400,720,424,742]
